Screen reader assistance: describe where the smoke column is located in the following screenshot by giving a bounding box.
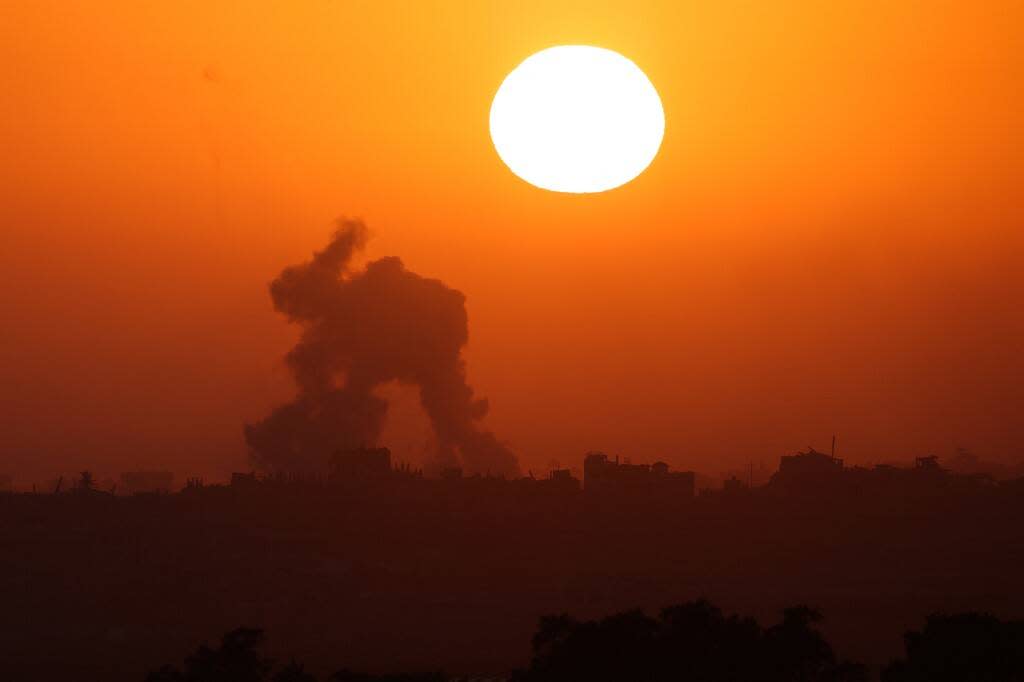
[244,219,519,477]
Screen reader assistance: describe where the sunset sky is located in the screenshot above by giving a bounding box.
[2,1,1021,483]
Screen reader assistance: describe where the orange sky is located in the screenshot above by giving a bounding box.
[1,1,1022,484]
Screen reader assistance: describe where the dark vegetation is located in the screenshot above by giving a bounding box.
[512,601,867,682]
[144,627,442,682]
[881,612,1024,682]
[143,601,1024,682]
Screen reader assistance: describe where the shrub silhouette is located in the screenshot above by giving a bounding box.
[882,612,1024,682]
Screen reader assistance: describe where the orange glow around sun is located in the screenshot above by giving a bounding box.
[0,1,1021,482]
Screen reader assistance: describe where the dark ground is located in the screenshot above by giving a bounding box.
[2,477,1022,681]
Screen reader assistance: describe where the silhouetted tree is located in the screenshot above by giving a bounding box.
[145,665,184,682]
[146,627,273,682]
[273,659,317,682]
[882,612,1024,682]
[655,600,762,680]
[763,607,837,680]
[147,628,451,682]
[512,600,866,682]
[329,672,445,682]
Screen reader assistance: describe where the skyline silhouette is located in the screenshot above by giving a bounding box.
[3,445,1023,679]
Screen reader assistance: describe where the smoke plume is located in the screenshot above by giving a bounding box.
[245,219,519,478]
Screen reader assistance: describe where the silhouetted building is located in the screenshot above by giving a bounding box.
[778,448,843,476]
[120,470,174,495]
[583,452,695,500]
[722,475,747,494]
[650,460,696,498]
[543,468,581,493]
[0,474,12,492]
[766,448,995,501]
[330,447,392,482]
[768,448,845,494]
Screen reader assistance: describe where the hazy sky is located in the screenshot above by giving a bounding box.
[1,1,1021,483]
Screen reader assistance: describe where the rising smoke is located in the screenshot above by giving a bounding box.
[244,219,519,478]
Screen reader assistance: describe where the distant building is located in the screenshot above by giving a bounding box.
[650,461,696,498]
[769,448,844,490]
[543,468,581,493]
[0,474,12,492]
[330,447,392,482]
[583,452,695,500]
[231,472,259,487]
[778,448,843,476]
[120,471,174,495]
[548,468,575,483]
[722,475,747,494]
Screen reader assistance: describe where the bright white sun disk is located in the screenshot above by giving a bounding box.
[489,46,665,193]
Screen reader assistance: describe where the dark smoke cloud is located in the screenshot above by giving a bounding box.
[245,219,519,478]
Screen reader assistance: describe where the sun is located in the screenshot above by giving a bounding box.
[489,45,665,194]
